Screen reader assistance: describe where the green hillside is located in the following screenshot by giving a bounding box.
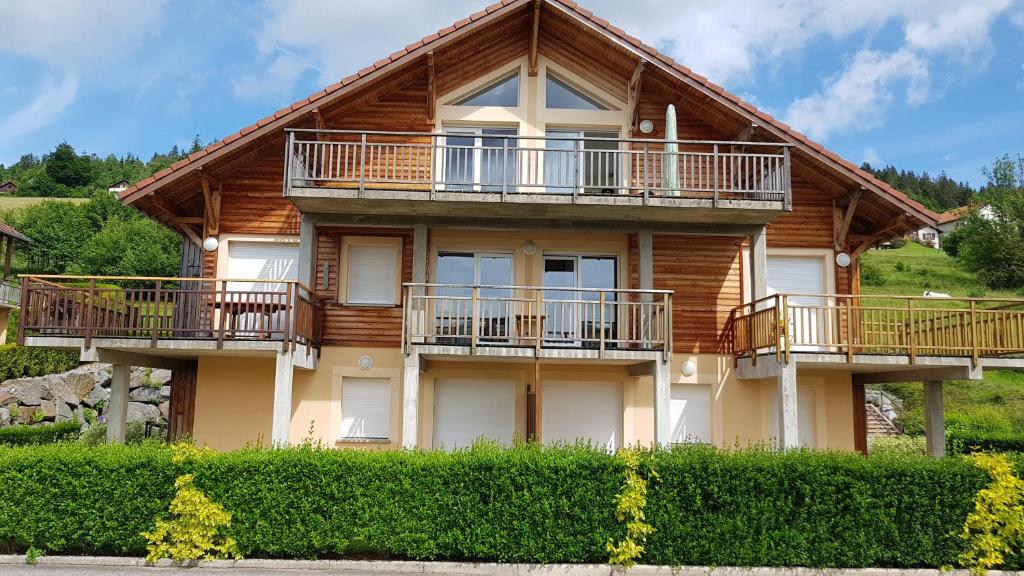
[0,196,87,211]
[861,242,1024,436]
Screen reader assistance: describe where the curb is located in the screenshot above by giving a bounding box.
[0,556,1019,575]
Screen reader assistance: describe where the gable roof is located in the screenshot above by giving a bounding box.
[0,220,30,243]
[938,204,981,224]
[0,181,15,189]
[118,0,940,228]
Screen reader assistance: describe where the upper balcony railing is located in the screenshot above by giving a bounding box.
[732,293,1024,365]
[0,279,20,308]
[17,275,322,352]
[402,282,672,356]
[285,129,791,207]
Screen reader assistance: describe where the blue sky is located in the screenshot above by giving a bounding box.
[1,0,1022,187]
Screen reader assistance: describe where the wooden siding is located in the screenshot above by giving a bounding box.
[314,226,413,347]
[168,361,198,440]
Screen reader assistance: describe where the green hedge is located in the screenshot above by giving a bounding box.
[0,343,78,381]
[0,421,81,446]
[0,444,1013,567]
[948,431,1024,455]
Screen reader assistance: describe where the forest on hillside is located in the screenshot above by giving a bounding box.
[861,163,977,213]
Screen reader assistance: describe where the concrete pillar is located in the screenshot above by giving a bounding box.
[106,364,130,444]
[271,351,294,446]
[653,357,671,446]
[777,362,799,449]
[411,225,427,343]
[297,214,316,288]
[402,351,420,449]
[749,226,768,302]
[0,308,10,345]
[924,380,945,458]
[638,232,653,292]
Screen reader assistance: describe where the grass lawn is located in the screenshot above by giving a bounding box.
[862,242,1024,435]
[0,196,88,210]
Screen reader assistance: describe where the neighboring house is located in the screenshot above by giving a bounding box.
[18,0,1020,458]
[0,182,16,195]
[911,226,941,249]
[107,179,130,193]
[913,204,993,249]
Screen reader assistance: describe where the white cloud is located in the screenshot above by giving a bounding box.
[783,49,929,140]
[862,147,884,167]
[0,75,79,139]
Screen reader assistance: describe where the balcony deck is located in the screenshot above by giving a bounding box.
[285,130,791,226]
[402,283,671,363]
[731,293,1024,381]
[17,275,322,367]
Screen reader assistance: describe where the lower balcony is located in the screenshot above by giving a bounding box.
[731,293,1024,382]
[17,275,322,367]
[402,283,672,362]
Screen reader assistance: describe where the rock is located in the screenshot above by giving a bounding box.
[14,407,36,425]
[38,400,57,420]
[158,401,170,421]
[73,405,86,426]
[81,385,109,408]
[0,388,14,405]
[47,378,79,407]
[64,367,100,399]
[3,379,44,406]
[127,402,161,423]
[56,401,73,422]
[0,407,8,426]
[129,387,164,404]
[161,386,171,401]
[130,368,172,390]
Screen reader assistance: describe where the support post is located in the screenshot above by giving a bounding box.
[402,351,420,449]
[106,364,130,444]
[749,226,768,302]
[271,350,294,446]
[412,225,427,343]
[298,214,316,288]
[777,362,799,449]
[639,231,654,343]
[653,357,671,446]
[924,380,945,458]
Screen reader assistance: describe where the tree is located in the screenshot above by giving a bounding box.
[951,155,1024,289]
[12,201,94,273]
[44,142,93,187]
[70,216,181,278]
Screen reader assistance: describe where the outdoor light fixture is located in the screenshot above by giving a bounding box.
[358,355,374,371]
[681,360,697,377]
[835,252,851,268]
[202,236,219,252]
[638,119,654,134]
[522,240,537,255]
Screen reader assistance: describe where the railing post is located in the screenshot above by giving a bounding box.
[358,132,367,198]
[16,278,28,345]
[151,280,162,348]
[430,134,437,200]
[783,146,792,211]
[284,282,293,352]
[907,299,916,364]
[970,300,979,367]
[642,142,650,204]
[782,294,791,365]
[599,291,606,357]
[662,292,671,357]
[84,278,96,350]
[471,285,479,354]
[217,280,228,350]
[572,138,580,202]
[284,131,294,196]
[845,296,854,363]
[713,143,720,207]
[535,288,543,355]
[501,137,509,202]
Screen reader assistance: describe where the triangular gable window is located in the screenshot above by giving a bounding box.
[546,74,608,110]
[453,72,519,107]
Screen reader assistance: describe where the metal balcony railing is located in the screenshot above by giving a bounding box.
[18,275,322,352]
[402,283,672,355]
[732,293,1024,365]
[285,129,791,206]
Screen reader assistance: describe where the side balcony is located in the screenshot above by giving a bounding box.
[285,129,791,226]
[402,283,672,363]
[17,276,322,369]
[731,293,1024,382]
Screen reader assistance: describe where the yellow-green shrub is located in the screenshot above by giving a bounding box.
[959,452,1024,575]
[606,449,656,567]
[141,474,240,562]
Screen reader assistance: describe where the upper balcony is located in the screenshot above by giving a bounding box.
[284,129,791,226]
[17,275,321,367]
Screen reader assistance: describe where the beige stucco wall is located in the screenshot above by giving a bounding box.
[190,347,856,452]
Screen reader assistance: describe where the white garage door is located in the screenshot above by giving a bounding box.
[432,379,515,450]
[767,255,826,347]
[226,241,299,292]
[670,384,711,444]
[543,381,622,451]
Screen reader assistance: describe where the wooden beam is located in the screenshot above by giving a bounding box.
[850,215,907,258]
[834,189,862,250]
[311,108,325,142]
[426,51,436,123]
[2,237,10,280]
[734,123,758,142]
[174,217,204,225]
[150,195,203,246]
[528,0,541,76]
[627,59,646,132]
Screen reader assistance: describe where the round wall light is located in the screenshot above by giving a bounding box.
[357,355,374,371]
[638,119,655,134]
[202,236,219,252]
[835,252,852,268]
[522,240,537,255]
[681,360,697,377]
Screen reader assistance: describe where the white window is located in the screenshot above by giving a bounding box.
[342,238,401,306]
[226,241,298,292]
[767,255,827,348]
[340,377,391,440]
[453,72,520,107]
[546,73,609,110]
[670,384,711,444]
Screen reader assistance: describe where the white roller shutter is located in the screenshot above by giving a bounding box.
[433,379,515,450]
[670,384,711,444]
[346,244,398,305]
[543,381,622,451]
[340,377,391,440]
[767,255,826,347]
[226,241,298,292]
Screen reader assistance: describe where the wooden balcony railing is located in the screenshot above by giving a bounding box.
[285,129,791,207]
[17,275,322,352]
[0,279,20,308]
[732,293,1024,365]
[402,283,672,355]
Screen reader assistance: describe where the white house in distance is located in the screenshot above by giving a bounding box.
[912,204,992,250]
[107,179,130,193]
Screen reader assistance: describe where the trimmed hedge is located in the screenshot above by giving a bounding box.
[949,431,1024,455]
[0,443,1015,568]
[0,343,78,381]
[0,421,81,446]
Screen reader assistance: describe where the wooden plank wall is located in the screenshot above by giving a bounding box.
[314,226,414,347]
[168,360,198,440]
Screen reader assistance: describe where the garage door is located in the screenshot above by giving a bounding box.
[432,379,515,450]
[542,381,622,451]
[226,241,299,292]
[767,255,826,347]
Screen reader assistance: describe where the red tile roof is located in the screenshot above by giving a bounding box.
[937,205,977,224]
[0,220,30,243]
[119,0,940,227]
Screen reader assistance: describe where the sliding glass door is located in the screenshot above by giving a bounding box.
[542,255,617,347]
[443,127,517,192]
[435,252,513,344]
[543,130,621,194]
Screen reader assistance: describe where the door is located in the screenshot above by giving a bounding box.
[542,255,617,347]
[443,127,517,192]
[225,241,299,337]
[435,252,513,344]
[432,379,515,450]
[542,380,622,451]
[670,384,711,444]
[767,255,826,348]
[544,130,620,194]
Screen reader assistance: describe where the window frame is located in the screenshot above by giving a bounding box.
[339,236,404,307]
[339,376,392,442]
